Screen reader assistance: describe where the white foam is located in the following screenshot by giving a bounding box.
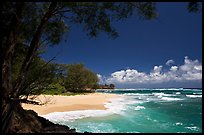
[42,110,111,122]
[104,97,127,113]
[126,131,140,133]
[153,93,164,98]
[161,97,183,101]
[84,122,116,133]
[154,88,182,90]
[176,92,181,95]
[122,93,151,96]
[134,106,145,110]
[186,95,202,98]
[185,126,199,131]
[42,96,139,122]
[193,92,202,95]
[153,93,176,98]
[175,122,183,125]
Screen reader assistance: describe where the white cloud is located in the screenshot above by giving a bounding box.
[166,59,174,66]
[97,74,104,84]
[97,74,102,79]
[105,56,202,85]
[178,56,202,81]
[106,69,148,84]
[153,65,163,73]
[170,66,178,71]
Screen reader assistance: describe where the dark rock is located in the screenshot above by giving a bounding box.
[6,104,77,133]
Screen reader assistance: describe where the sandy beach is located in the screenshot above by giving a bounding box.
[21,93,117,115]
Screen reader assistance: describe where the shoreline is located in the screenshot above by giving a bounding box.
[21,92,118,115]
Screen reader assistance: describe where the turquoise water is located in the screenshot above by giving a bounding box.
[42,88,202,133]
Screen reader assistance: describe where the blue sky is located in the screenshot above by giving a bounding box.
[41,2,202,88]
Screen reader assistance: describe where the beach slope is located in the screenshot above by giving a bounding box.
[22,93,117,115]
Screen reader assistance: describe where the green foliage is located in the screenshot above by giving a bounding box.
[97,84,115,89]
[43,20,69,46]
[20,2,41,43]
[188,2,202,13]
[54,64,69,80]
[135,2,157,20]
[65,2,158,38]
[11,45,98,96]
[41,82,94,96]
[19,58,58,96]
[64,64,99,92]
[40,82,66,95]
[11,42,58,96]
[11,45,97,96]
[109,84,115,89]
[11,43,27,84]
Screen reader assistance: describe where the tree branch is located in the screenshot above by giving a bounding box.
[13,2,58,98]
[18,51,60,100]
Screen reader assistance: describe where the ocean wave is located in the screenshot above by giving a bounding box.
[42,109,116,122]
[184,89,202,91]
[185,126,200,131]
[149,88,185,91]
[126,131,140,133]
[186,95,202,98]
[122,93,152,96]
[104,95,143,111]
[134,106,145,110]
[83,122,117,133]
[42,96,139,122]
[120,92,185,103]
[193,92,202,95]
[175,92,181,95]
[161,97,183,101]
[104,97,127,112]
[175,122,183,126]
[122,92,183,103]
[153,93,177,98]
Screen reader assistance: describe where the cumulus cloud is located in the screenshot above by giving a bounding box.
[105,56,202,85]
[166,59,174,66]
[170,66,178,71]
[97,74,106,84]
[106,69,148,84]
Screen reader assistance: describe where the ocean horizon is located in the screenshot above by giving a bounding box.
[42,88,202,133]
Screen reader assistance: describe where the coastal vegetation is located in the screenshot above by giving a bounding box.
[2,2,200,133]
[13,49,112,97]
[11,42,101,94]
[96,84,115,89]
[64,64,99,92]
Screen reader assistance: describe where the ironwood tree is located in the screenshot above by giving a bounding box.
[64,63,99,92]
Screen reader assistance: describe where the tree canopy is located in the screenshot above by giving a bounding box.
[64,64,99,92]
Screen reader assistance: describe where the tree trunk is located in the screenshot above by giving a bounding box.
[14,2,57,99]
[1,2,62,133]
[2,2,24,133]
[2,2,77,133]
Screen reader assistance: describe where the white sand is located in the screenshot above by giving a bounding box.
[21,93,117,115]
